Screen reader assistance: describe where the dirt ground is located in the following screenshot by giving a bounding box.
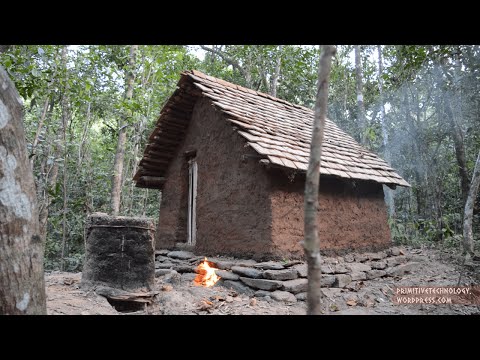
[46,247,480,315]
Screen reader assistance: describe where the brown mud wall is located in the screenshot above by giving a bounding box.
[156,98,273,259]
[270,170,391,259]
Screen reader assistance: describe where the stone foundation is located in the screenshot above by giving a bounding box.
[154,246,421,303]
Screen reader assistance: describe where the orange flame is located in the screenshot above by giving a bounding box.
[194,257,221,287]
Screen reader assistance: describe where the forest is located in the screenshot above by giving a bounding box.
[1,45,479,314]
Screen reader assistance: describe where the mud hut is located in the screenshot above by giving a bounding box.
[133,70,410,260]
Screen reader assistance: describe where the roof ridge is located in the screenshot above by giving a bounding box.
[185,69,314,113]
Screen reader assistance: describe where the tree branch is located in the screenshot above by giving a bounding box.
[200,46,249,79]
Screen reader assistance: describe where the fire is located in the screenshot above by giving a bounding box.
[194,257,221,287]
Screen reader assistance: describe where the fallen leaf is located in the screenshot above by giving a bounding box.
[250,298,257,306]
[197,300,214,311]
[346,299,357,306]
[161,285,173,292]
[399,249,405,255]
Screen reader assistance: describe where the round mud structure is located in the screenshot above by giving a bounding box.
[81,213,155,291]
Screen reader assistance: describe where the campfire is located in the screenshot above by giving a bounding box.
[194,258,221,287]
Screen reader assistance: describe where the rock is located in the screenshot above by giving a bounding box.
[354,253,370,262]
[346,262,371,272]
[271,290,297,303]
[156,263,174,269]
[321,264,335,274]
[386,256,407,267]
[254,290,271,297]
[344,254,355,263]
[174,265,195,273]
[222,280,254,295]
[321,288,343,298]
[386,262,421,277]
[282,260,303,268]
[215,269,239,281]
[155,249,170,256]
[164,270,181,284]
[181,273,197,281]
[409,254,426,263]
[387,247,401,256]
[254,261,285,270]
[293,263,307,278]
[231,266,263,279]
[234,259,257,267]
[281,278,308,294]
[239,277,282,291]
[295,292,307,301]
[334,264,349,274]
[371,251,387,260]
[155,255,171,262]
[320,275,336,287]
[188,256,205,264]
[346,281,364,292]
[350,271,367,281]
[333,274,352,288]
[155,269,173,277]
[370,261,387,270]
[324,257,340,264]
[366,270,386,280]
[263,268,298,281]
[167,251,195,260]
[264,295,273,303]
[212,260,235,270]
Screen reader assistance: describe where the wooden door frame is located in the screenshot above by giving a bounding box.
[187,158,197,246]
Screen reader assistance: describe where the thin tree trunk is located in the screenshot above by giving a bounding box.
[354,45,367,145]
[60,74,70,271]
[463,150,480,255]
[78,101,92,168]
[304,45,336,315]
[0,65,47,314]
[270,45,283,97]
[39,47,69,241]
[30,97,50,168]
[30,48,60,169]
[110,45,138,216]
[444,95,469,207]
[377,45,395,218]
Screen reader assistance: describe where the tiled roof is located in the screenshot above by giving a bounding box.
[134,70,410,189]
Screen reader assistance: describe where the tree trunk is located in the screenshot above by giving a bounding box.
[38,46,69,241]
[444,94,469,207]
[0,65,47,314]
[304,45,336,315]
[377,45,395,217]
[463,150,480,255]
[354,45,367,145]
[270,45,283,97]
[60,72,70,271]
[110,45,138,216]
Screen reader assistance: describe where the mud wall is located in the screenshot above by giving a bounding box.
[269,170,391,259]
[156,98,273,258]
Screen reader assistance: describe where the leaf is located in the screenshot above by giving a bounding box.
[31,68,41,78]
[38,47,45,56]
[346,299,357,307]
